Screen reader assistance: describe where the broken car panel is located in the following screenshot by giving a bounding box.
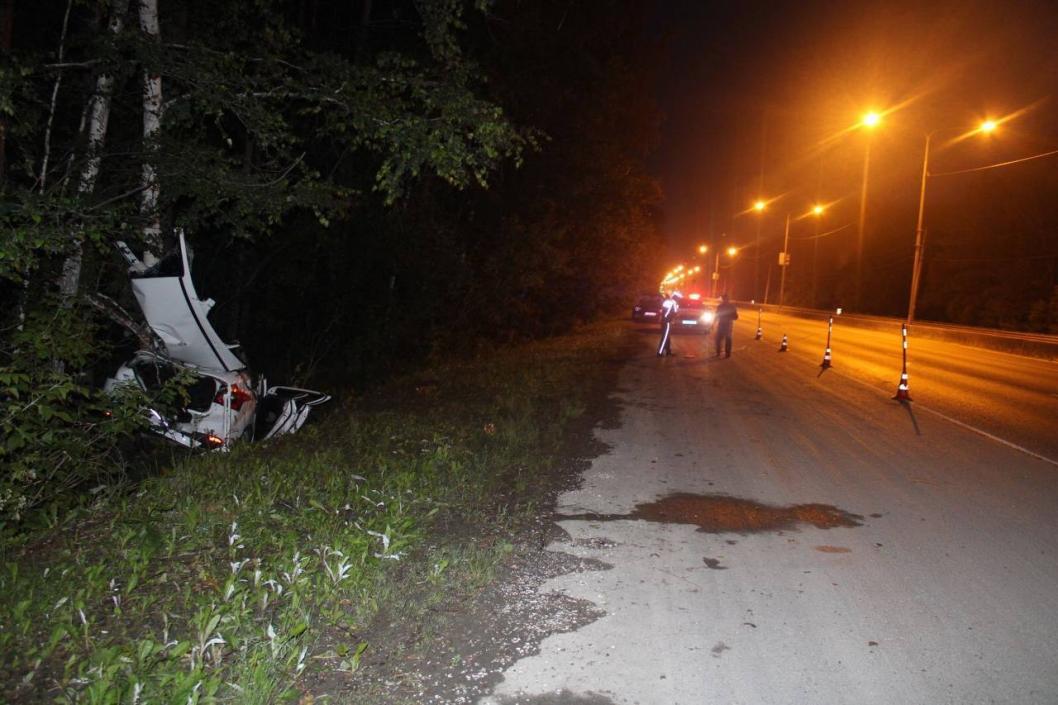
[117,232,245,372]
[108,233,330,449]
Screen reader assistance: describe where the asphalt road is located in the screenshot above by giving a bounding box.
[481,315,1058,705]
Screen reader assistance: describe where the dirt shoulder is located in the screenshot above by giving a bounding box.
[314,322,635,704]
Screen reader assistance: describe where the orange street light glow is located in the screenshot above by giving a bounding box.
[698,244,708,254]
[726,246,738,257]
[813,204,825,215]
[980,119,997,133]
[862,111,882,128]
[753,200,766,212]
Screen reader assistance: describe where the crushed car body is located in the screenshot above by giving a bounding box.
[105,232,330,450]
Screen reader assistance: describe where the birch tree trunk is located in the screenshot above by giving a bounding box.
[57,0,130,302]
[139,0,162,253]
[37,0,73,193]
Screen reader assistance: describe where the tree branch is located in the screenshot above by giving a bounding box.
[84,292,159,351]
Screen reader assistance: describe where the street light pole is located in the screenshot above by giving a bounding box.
[811,213,820,307]
[906,132,933,326]
[778,212,791,309]
[712,250,720,298]
[855,136,871,310]
[726,246,738,298]
[906,118,1011,325]
[751,200,766,301]
[753,215,762,300]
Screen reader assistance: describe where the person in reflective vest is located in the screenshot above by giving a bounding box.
[657,291,681,357]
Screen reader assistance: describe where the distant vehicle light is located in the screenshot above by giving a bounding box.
[688,293,702,300]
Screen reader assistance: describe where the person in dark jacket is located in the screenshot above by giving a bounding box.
[657,292,681,357]
[713,293,738,358]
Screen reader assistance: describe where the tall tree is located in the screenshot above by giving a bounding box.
[57,0,129,302]
[138,0,162,251]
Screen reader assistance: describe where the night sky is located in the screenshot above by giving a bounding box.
[647,0,1058,310]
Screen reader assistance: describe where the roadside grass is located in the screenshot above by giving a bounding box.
[0,320,629,703]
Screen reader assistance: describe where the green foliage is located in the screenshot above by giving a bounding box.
[133,0,531,239]
[0,302,145,525]
[0,321,625,702]
[0,0,535,528]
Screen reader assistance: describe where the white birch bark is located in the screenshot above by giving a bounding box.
[138,0,162,253]
[58,0,130,302]
[37,0,74,193]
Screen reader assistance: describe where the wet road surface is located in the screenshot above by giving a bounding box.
[480,316,1058,705]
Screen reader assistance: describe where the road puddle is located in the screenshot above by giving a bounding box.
[559,493,862,534]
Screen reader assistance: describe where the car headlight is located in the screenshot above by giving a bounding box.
[700,311,715,324]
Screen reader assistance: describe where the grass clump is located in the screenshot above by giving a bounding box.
[0,321,628,703]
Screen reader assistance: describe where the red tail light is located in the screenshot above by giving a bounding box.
[214,383,253,411]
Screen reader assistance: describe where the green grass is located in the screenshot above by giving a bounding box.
[0,321,629,703]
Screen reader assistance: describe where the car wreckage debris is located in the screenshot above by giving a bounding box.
[104,232,330,450]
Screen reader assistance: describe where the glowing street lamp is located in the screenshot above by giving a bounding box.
[862,111,882,128]
[698,244,708,254]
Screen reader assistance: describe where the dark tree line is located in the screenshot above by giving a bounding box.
[0,0,663,521]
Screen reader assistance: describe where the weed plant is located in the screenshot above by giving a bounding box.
[0,322,626,703]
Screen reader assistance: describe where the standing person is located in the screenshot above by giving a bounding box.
[657,291,681,357]
[713,293,738,358]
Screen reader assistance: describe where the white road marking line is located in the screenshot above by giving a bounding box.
[825,367,1058,468]
[911,404,1058,468]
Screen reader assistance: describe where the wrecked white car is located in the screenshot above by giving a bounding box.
[104,232,330,450]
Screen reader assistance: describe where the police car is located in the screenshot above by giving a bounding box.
[673,293,716,334]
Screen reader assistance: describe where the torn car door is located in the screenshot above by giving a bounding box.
[119,232,245,372]
[254,386,332,440]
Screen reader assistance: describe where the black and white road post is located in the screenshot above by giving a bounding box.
[820,316,833,369]
[755,308,763,340]
[893,323,912,402]
[778,334,788,352]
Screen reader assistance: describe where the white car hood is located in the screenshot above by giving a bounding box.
[125,232,245,372]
